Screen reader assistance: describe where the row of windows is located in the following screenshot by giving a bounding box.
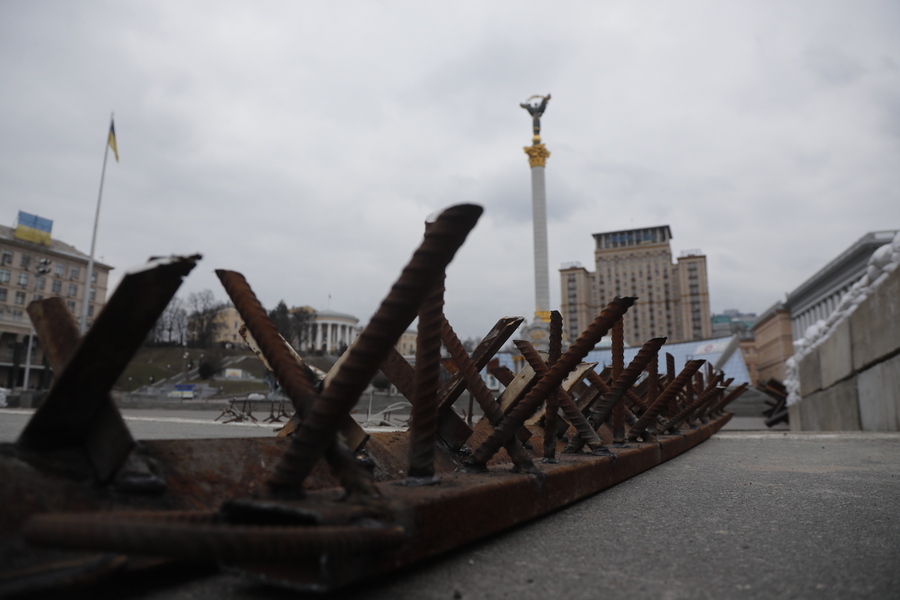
[0,287,95,316]
[0,250,95,282]
[0,271,89,297]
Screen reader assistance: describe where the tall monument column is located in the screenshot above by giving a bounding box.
[521,94,553,350]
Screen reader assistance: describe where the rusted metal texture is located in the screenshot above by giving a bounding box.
[514,340,604,453]
[15,418,730,593]
[442,318,536,471]
[542,311,563,461]
[436,315,523,411]
[217,269,374,498]
[469,296,637,466]
[627,359,706,442]
[587,336,668,431]
[407,276,445,480]
[611,320,627,444]
[269,204,483,493]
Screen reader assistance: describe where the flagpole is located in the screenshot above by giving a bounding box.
[80,112,112,333]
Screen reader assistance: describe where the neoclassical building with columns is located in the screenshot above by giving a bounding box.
[301,309,360,355]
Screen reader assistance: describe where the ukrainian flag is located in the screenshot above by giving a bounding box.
[14,211,53,245]
[108,119,119,162]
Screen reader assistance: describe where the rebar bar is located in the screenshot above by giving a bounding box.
[216,270,376,498]
[709,382,750,416]
[626,359,705,441]
[406,275,445,481]
[542,312,563,461]
[468,297,636,467]
[514,340,606,453]
[587,337,667,431]
[217,270,318,414]
[610,320,627,445]
[269,204,483,493]
[663,382,724,433]
[442,319,537,472]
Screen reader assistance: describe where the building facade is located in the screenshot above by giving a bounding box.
[560,226,712,346]
[212,305,245,345]
[0,221,112,389]
[752,230,898,384]
[301,309,360,355]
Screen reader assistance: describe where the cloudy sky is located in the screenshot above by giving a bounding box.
[2,1,898,339]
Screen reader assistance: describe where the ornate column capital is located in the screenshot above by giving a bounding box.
[524,144,551,168]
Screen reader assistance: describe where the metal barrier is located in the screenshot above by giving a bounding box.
[0,204,746,596]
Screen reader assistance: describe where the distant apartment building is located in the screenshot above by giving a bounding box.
[1,213,112,389]
[560,225,712,346]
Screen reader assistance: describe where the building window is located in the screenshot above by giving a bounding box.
[91,271,97,283]
[88,304,94,317]
[33,293,43,301]
[51,279,62,294]
[67,301,76,312]
[15,291,26,304]
[90,288,96,301]
[70,266,80,280]
[0,269,9,284]
[0,288,5,302]
[54,263,65,277]
[12,309,24,321]
[68,283,78,297]
[1,251,11,265]
[35,276,45,291]
[18,273,28,286]
[20,254,31,269]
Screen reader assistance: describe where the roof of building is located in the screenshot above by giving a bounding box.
[592,225,673,238]
[313,309,360,323]
[786,230,897,315]
[0,224,112,270]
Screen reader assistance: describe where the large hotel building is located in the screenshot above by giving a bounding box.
[1,216,112,389]
[560,225,711,346]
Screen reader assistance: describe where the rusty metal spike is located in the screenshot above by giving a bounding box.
[611,320,627,445]
[627,359,705,441]
[442,318,537,472]
[469,297,636,467]
[514,339,605,455]
[406,276,445,481]
[543,311,563,461]
[216,270,375,498]
[269,204,483,492]
[588,337,667,431]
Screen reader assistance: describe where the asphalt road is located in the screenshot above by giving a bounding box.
[1,409,896,599]
[109,431,896,600]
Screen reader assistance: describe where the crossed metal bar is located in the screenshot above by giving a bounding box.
[16,255,200,482]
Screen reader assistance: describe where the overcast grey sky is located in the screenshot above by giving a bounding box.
[2,1,898,339]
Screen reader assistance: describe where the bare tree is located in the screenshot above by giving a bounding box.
[150,297,188,345]
[186,290,224,348]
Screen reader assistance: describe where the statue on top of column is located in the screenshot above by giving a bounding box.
[520,94,551,141]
